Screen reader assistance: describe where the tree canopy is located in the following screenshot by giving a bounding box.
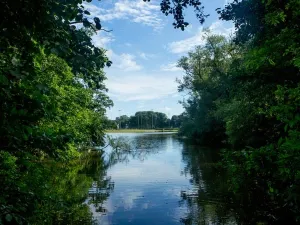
[113,111,182,129]
[177,0,300,222]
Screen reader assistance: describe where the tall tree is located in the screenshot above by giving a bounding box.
[177,33,234,144]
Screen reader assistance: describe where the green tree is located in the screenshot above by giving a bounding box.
[177,33,234,144]
[116,115,130,129]
[177,0,300,221]
[218,0,300,222]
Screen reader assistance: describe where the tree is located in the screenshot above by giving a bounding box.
[218,1,300,222]
[177,33,234,144]
[116,115,130,129]
[177,0,300,222]
[171,115,182,128]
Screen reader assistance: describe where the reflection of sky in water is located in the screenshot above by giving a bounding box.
[92,133,194,225]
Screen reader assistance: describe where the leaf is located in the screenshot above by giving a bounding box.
[9,70,21,78]
[5,214,12,222]
[278,137,284,146]
[284,124,288,132]
[268,58,275,66]
[94,17,100,23]
[75,14,83,22]
[82,18,90,27]
[293,57,300,68]
[106,61,112,67]
[95,22,101,30]
[0,75,9,85]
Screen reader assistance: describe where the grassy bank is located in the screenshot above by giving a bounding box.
[106,129,178,133]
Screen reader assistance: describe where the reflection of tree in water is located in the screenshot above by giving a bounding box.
[180,145,237,225]
[26,151,113,225]
[106,134,172,165]
[81,151,114,217]
[85,134,173,218]
[179,145,293,225]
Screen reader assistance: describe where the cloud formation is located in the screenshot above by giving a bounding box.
[168,21,234,54]
[160,62,182,72]
[105,74,178,101]
[138,52,156,60]
[92,32,115,48]
[107,50,142,71]
[83,0,164,30]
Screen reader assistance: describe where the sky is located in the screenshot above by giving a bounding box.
[83,0,234,119]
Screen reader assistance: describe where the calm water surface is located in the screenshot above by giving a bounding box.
[88,133,237,225]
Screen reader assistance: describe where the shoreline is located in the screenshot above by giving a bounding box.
[105,129,178,133]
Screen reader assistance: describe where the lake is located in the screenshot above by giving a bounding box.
[87,132,240,225]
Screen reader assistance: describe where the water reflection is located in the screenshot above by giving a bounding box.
[88,133,270,225]
[86,133,233,225]
[93,133,189,225]
[27,151,113,225]
[180,145,237,225]
[179,145,293,225]
[105,133,173,165]
[82,151,114,218]
[81,132,295,225]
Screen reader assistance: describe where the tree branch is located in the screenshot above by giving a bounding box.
[69,21,81,25]
[100,29,113,32]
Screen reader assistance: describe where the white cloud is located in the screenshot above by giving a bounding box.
[160,62,182,72]
[117,54,142,71]
[83,0,164,30]
[139,52,155,60]
[167,21,234,54]
[107,50,142,71]
[92,32,115,48]
[105,74,178,101]
[224,0,235,6]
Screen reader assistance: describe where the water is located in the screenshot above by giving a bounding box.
[88,133,237,225]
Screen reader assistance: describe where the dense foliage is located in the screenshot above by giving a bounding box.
[0,0,207,223]
[177,0,300,223]
[114,111,183,129]
[1,0,113,222]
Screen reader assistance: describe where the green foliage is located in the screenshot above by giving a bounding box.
[115,111,177,129]
[0,48,111,223]
[33,52,110,150]
[177,33,234,144]
[159,0,208,30]
[178,0,300,222]
[0,150,111,225]
[0,0,113,223]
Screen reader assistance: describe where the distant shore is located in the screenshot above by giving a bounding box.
[105,129,178,133]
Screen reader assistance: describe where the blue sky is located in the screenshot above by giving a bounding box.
[83,0,233,119]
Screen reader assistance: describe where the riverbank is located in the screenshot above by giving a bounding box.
[106,129,178,133]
